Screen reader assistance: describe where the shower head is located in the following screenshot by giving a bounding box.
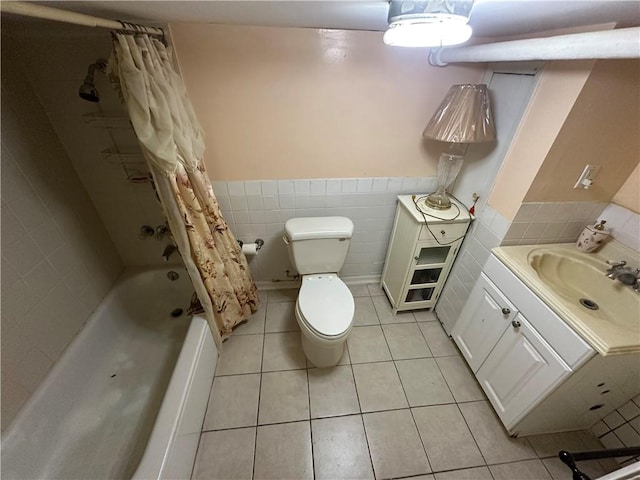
[79,58,107,102]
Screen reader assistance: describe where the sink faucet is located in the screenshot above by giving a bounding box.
[162,244,177,262]
[606,260,640,291]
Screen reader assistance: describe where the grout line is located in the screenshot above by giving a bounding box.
[456,401,490,469]
[305,358,315,480]
[351,291,378,479]
[251,313,267,480]
[379,311,434,476]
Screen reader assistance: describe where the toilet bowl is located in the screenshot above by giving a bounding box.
[295,273,354,367]
[284,216,355,367]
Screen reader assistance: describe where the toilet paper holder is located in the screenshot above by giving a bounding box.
[238,238,264,251]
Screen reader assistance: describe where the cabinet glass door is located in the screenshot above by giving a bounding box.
[410,268,443,286]
[416,246,450,265]
[405,288,435,303]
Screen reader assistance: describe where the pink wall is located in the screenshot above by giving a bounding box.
[169,23,486,180]
[613,164,640,213]
[524,59,640,205]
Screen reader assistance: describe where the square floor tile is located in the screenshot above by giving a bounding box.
[347,326,391,364]
[353,296,380,326]
[203,374,260,430]
[434,466,492,479]
[267,289,298,303]
[262,332,306,372]
[363,409,431,479]
[349,284,371,297]
[312,415,374,479]
[265,301,298,333]
[192,427,256,480]
[367,283,385,296]
[254,421,313,479]
[489,459,552,479]
[258,370,309,424]
[412,404,484,472]
[383,323,432,360]
[436,356,485,403]
[308,365,360,418]
[215,334,263,376]
[414,310,439,322]
[459,401,537,465]
[233,303,266,335]
[527,430,602,458]
[372,295,415,324]
[542,457,608,480]
[353,362,408,412]
[418,322,458,356]
[396,358,454,407]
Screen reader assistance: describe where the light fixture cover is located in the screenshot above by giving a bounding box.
[423,84,495,143]
[384,0,474,48]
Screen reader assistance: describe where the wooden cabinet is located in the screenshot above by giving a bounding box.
[381,195,470,314]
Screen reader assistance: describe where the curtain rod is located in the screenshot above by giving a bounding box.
[0,1,164,37]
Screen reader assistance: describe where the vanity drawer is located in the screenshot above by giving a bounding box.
[419,222,468,243]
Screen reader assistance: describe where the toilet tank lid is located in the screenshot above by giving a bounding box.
[285,217,354,241]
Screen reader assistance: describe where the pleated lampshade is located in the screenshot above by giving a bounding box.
[423,84,495,143]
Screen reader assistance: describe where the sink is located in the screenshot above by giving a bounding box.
[528,247,640,330]
[493,242,640,356]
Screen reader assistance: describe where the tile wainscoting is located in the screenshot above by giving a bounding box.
[598,203,640,252]
[590,395,640,466]
[212,177,440,284]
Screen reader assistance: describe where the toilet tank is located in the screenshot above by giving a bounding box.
[284,217,354,275]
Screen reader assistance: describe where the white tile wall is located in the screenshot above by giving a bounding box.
[436,203,509,334]
[591,396,640,465]
[502,201,608,246]
[1,37,124,430]
[11,27,170,267]
[599,203,640,252]
[211,177,438,283]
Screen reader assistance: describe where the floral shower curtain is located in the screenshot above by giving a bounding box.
[108,33,258,344]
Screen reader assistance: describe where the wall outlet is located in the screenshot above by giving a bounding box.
[574,164,601,189]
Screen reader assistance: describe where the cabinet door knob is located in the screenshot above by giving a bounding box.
[511,320,521,328]
[440,230,446,235]
[501,307,511,315]
[414,256,419,261]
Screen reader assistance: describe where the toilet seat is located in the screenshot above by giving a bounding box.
[297,274,354,338]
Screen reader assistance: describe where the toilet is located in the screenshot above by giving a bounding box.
[283,217,355,367]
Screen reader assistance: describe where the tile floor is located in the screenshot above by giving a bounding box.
[192,285,617,480]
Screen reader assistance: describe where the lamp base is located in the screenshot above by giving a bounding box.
[425,185,452,210]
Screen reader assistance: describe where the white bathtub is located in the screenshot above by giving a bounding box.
[1,267,217,480]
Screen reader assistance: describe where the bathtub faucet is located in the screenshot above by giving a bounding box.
[162,244,178,262]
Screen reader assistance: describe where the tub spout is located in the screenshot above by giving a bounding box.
[163,244,177,262]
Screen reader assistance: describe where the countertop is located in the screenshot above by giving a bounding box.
[493,242,640,356]
[397,195,471,224]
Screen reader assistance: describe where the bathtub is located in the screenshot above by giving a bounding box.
[1,267,217,480]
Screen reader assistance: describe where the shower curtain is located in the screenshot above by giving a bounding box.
[108,33,258,344]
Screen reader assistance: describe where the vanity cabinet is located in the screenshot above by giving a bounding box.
[381,195,470,314]
[453,272,574,428]
[452,254,605,435]
[475,312,572,428]
[452,274,518,372]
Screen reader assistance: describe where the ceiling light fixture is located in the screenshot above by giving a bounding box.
[384,0,474,48]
